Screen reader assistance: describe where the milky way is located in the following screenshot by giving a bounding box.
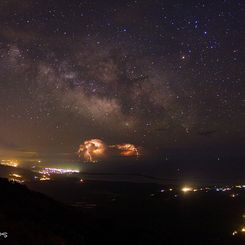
[0,0,244,154]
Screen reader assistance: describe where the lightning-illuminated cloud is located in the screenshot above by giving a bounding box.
[109,144,140,157]
[77,139,106,162]
[78,139,140,162]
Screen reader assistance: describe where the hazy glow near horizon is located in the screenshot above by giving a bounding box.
[1,159,19,168]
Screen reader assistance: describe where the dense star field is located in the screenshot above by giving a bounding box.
[0,2,245,244]
[0,0,244,155]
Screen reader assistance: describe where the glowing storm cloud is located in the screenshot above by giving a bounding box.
[110,144,140,157]
[78,139,140,162]
[78,139,106,162]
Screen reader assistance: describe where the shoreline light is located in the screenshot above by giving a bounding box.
[39,167,80,175]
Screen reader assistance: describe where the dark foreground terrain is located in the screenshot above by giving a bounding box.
[1,178,245,244]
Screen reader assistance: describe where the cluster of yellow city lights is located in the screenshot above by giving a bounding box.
[37,167,80,181]
[155,184,245,197]
[1,159,19,168]
[39,176,51,181]
[39,167,80,175]
[9,173,22,178]
[8,173,24,183]
[232,227,245,236]
[232,214,245,236]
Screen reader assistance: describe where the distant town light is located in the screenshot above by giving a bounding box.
[1,159,19,168]
[181,186,193,193]
[40,175,51,181]
[9,173,22,178]
[39,167,80,175]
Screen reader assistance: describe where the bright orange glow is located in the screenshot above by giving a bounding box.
[9,173,22,178]
[110,143,139,157]
[78,139,141,162]
[40,175,51,181]
[1,159,19,167]
[78,139,106,162]
[181,186,193,193]
[8,173,24,183]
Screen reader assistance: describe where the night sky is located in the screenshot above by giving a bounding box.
[0,0,244,157]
